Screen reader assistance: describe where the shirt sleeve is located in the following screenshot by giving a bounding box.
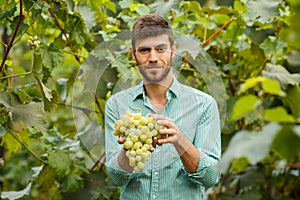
[104,97,137,186]
[180,96,221,188]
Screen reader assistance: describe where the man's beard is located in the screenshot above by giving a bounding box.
[138,63,171,83]
[136,53,173,83]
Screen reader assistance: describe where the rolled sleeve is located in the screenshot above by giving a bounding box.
[180,149,221,188]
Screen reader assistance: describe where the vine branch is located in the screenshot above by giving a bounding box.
[0,1,24,73]
[5,125,47,165]
[48,7,81,63]
[183,17,236,62]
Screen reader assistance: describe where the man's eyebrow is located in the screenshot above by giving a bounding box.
[137,44,168,50]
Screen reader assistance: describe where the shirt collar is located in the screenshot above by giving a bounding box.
[131,76,180,101]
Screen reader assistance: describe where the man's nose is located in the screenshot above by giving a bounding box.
[148,49,159,62]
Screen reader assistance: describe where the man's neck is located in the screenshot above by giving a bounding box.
[143,74,174,113]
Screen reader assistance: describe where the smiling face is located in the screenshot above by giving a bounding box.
[131,34,176,84]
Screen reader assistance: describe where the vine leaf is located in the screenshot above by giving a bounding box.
[62,173,84,193]
[264,106,295,122]
[1,129,31,160]
[219,123,281,173]
[231,95,261,120]
[246,0,282,25]
[262,63,300,89]
[282,86,300,119]
[48,149,72,177]
[0,93,44,131]
[74,5,96,31]
[0,182,32,200]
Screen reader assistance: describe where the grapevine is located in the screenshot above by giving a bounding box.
[113,110,166,172]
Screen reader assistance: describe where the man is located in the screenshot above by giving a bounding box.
[105,14,221,200]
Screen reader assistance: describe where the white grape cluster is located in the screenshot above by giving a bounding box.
[27,35,40,50]
[114,111,166,172]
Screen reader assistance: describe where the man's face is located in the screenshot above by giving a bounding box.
[131,34,175,83]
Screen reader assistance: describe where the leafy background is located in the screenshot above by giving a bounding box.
[0,0,300,199]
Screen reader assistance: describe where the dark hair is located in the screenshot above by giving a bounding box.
[131,14,174,48]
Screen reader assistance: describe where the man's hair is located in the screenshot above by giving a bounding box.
[131,14,174,48]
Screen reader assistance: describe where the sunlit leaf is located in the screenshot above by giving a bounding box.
[261,77,285,96]
[240,76,265,92]
[262,63,300,89]
[1,129,32,161]
[264,106,295,123]
[231,95,261,120]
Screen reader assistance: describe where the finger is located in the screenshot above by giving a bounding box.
[118,136,125,144]
[157,138,168,145]
[152,137,157,148]
[157,119,173,128]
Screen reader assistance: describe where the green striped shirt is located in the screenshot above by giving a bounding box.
[105,77,221,200]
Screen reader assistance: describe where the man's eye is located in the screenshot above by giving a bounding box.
[138,48,150,54]
[156,47,166,53]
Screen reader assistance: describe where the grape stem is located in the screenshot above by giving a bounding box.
[133,108,142,114]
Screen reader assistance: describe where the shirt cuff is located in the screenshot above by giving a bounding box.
[182,149,209,178]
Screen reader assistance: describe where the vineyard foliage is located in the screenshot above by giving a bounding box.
[0,0,300,199]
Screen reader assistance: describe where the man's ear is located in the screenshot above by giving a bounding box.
[130,47,136,61]
[171,42,176,58]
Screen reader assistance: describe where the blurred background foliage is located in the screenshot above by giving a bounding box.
[0,0,299,199]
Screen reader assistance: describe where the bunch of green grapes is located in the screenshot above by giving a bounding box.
[114,111,166,172]
[27,35,40,50]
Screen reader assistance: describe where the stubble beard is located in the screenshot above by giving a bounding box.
[137,57,172,83]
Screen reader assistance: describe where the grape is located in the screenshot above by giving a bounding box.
[27,35,40,50]
[113,110,167,172]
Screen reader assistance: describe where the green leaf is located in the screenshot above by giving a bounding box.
[0,93,44,131]
[32,52,43,79]
[78,120,105,159]
[0,107,9,124]
[38,44,64,69]
[219,123,281,173]
[240,76,265,93]
[271,125,300,161]
[261,77,284,96]
[282,86,300,119]
[62,173,84,192]
[262,63,300,89]
[246,0,282,25]
[13,89,31,103]
[151,0,178,17]
[231,95,261,120]
[74,5,95,31]
[105,1,117,14]
[0,182,32,200]
[10,65,26,76]
[135,4,150,15]
[264,107,295,122]
[231,157,250,174]
[1,129,32,161]
[0,124,6,137]
[48,149,72,177]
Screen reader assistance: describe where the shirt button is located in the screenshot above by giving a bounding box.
[153,195,156,199]
[154,171,158,176]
